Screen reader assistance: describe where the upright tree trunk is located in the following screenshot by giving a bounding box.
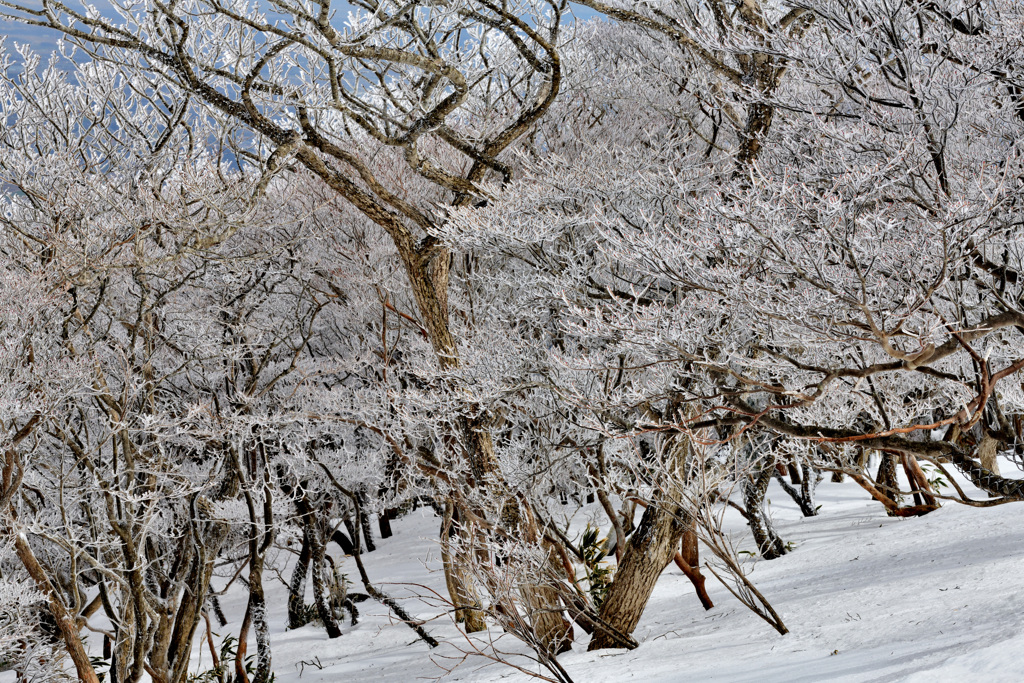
[248,553,273,683]
[309,523,342,638]
[146,536,196,683]
[359,500,376,553]
[231,443,275,683]
[745,459,787,560]
[440,501,487,633]
[978,434,1001,476]
[378,508,395,539]
[978,434,1002,498]
[800,464,819,515]
[288,531,312,629]
[877,452,902,516]
[168,511,230,683]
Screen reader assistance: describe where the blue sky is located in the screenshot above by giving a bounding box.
[1,2,600,62]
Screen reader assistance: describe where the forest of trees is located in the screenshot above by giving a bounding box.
[1,0,1023,680]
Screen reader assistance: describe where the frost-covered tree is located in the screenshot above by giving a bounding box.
[0,0,576,650]
[443,0,1024,648]
[5,0,1024,678]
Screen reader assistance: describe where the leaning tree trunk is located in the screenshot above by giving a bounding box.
[515,499,573,654]
[674,522,713,610]
[588,432,692,651]
[519,564,573,654]
[245,562,274,683]
[231,444,276,683]
[901,454,937,509]
[588,502,686,650]
[774,462,820,518]
[14,533,101,683]
[745,458,788,560]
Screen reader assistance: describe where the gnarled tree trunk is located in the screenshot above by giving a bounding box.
[588,502,685,650]
[588,432,692,651]
[745,458,788,560]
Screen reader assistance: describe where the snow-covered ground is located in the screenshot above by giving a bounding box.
[227,461,1024,683]
[13,462,1024,682]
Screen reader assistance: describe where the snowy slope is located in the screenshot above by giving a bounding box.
[11,463,1024,683]
[230,463,1024,683]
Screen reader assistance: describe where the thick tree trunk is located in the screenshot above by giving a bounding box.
[978,434,1001,475]
[745,460,787,560]
[343,516,360,553]
[588,429,696,651]
[588,503,685,650]
[736,101,775,169]
[440,502,486,632]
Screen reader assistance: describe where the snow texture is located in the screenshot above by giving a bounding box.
[3,465,1021,683]
[14,462,1010,683]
